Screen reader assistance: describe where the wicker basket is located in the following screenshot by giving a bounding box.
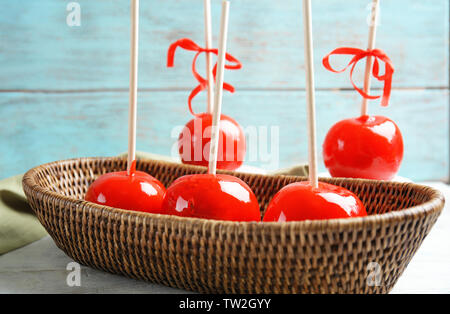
[22,157,444,294]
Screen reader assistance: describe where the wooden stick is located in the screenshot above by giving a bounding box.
[127,0,139,174]
[361,0,380,116]
[302,0,318,188]
[204,0,214,114]
[208,0,230,175]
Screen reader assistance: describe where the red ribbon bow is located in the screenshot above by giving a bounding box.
[167,38,242,116]
[322,47,394,107]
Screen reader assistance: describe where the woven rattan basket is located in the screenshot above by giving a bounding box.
[22,157,444,294]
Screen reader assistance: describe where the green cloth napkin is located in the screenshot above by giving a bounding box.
[0,153,308,255]
[269,164,309,177]
[0,175,47,254]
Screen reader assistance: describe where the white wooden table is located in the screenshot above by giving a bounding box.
[1,182,449,294]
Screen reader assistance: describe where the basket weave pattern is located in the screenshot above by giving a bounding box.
[22,157,444,294]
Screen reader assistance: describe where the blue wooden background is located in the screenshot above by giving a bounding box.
[0,0,448,181]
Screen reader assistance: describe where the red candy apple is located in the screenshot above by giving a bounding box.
[160,174,260,222]
[85,169,166,213]
[263,181,367,222]
[178,113,246,171]
[323,115,403,180]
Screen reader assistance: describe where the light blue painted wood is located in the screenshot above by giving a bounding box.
[0,0,447,182]
[0,89,447,181]
[0,0,447,90]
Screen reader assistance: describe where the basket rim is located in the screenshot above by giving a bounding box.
[22,157,445,232]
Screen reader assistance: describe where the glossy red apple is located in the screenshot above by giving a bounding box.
[323,115,404,180]
[85,170,166,213]
[178,113,246,171]
[160,174,260,222]
[263,181,367,222]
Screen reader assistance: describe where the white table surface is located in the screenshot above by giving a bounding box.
[1,182,449,294]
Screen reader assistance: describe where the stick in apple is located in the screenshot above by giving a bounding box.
[208,0,230,175]
[361,0,380,116]
[127,0,139,174]
[85,0,167,213]
[262,0,368,222]
[302,0,318,188]
[160,0,261,222]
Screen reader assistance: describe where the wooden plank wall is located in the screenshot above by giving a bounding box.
[0,0,448,181]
